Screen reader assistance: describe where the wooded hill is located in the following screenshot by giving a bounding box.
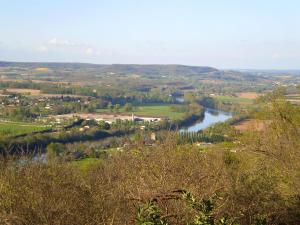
[0,61,217,76]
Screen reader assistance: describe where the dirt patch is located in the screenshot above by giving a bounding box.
[35,67,50,72]
[233,119,267,132]
[236,92,261,99]
[4,88,41,95]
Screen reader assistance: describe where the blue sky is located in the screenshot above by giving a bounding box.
[0,0,299,69]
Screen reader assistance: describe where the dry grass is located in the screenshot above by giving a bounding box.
[0,135,299,224]
[236,92,261,99]
[34,67,50,72]
[0,142,229,225]
[4,88,41,95]
[233,119,267,132]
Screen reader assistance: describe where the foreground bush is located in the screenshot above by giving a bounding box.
[0,142,299,225]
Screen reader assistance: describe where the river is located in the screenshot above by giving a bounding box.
[180,108,232,132]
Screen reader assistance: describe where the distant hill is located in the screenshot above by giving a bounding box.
[0,61,218,76]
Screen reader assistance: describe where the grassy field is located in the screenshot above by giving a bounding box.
[97,104,186,120]
[213,95,254,104]
[132,104,185,120]
[0,121,47,136]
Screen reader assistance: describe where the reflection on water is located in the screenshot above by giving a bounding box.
[180,108,232,132]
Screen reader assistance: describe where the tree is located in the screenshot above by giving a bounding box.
[107,102,113,112]
[124,103,133,112]
[188,102,203,115]
[184,92,196,103]
[87,104,96,113]
[114,104,121,113]
[46,143,66,159]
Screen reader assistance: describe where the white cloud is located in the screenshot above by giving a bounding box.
[49,37,75,46]
[85,47,100,55]
[85,47,94,55]
[37,46,48,52]
[37,38,100,56]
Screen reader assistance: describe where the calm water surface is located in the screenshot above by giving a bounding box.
[180,108,232,132]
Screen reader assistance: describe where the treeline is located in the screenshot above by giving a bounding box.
[0,128,111,155]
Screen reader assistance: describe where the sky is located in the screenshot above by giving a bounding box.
[0,0,299,69]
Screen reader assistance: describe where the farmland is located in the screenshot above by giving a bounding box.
[97,104,186,120]
[131,104,186,120]
[0,121,48,136]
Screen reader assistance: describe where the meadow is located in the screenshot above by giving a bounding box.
[97,104,186,120]
[0,121,47,136]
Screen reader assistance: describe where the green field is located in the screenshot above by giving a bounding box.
[213,95,253,104]
[0,121,47,136]
[132,104,185,120]
[97,104,186,120]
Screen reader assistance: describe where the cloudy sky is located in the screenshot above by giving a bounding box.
[0,0,299,69]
